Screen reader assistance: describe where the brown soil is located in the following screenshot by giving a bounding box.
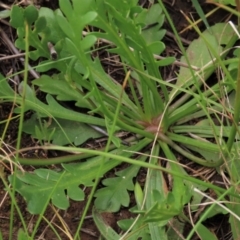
[0,0,234,239]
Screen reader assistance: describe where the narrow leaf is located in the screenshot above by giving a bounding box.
[93,208,120,240]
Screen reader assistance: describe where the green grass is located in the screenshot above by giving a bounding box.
[1,0,240,239]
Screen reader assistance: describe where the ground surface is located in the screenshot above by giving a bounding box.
[0,0,234,239]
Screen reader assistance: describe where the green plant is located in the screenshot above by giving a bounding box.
[1,0,240,239]
[212,0,236,5]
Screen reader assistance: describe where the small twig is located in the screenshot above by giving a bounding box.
[0,27,40,79]
[0,2,11,9]
[0,53,26,61]
[89,124,130,146]
[0,19,11,26]
[194,187,240,221]
[166,30,191,45]
[80,228,98,238]
[47,42,58,60]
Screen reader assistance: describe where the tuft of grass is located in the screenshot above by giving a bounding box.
[1,0,240,239]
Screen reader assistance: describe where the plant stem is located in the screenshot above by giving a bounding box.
[226,2,240,152]
[2,136,139,166]
[9,21,30,240]
[226,57,240,151]
[159,133,223,167]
